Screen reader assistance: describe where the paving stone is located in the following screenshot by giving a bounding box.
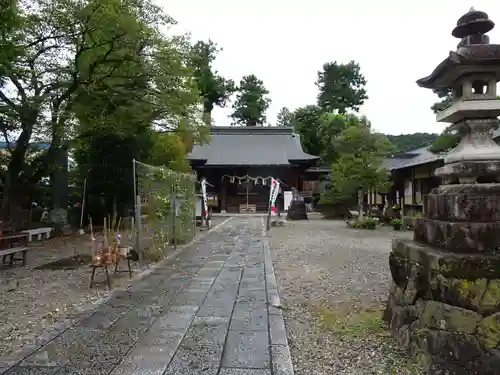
[163,345,220,375]
[269,313,287,345]
[230,306,269,331]
[218,268,243,282]
[172,289,208,306]
[108,331,183,375]
[219,369,271,375]
[155,306,198,330]
[222,330,270,369]
[197,303,235,318]
[79,304,131,330]
[209,254,229,262]
[271,344,294,375]
[204,261,226,269]
[182,317,230,347]
[194,267,222,278]
[2,366,61,375]
[240,277,266,291]
[236,289,267,308]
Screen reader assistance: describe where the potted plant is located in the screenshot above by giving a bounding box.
[391,218,403,231]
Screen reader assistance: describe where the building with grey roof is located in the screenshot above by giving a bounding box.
[187,126,319,213]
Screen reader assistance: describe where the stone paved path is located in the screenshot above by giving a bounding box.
[0,217,293,375]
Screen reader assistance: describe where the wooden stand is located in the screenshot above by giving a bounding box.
[114,254,132,278]
[89,263,111,289]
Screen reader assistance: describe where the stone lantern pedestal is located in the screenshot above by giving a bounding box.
[384,9,500,374]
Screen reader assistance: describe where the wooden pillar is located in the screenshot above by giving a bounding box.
[411,168,416,204]
[221,180,227,213]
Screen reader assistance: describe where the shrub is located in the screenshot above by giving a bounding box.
[346,216,378,230]
[390,218,402,226]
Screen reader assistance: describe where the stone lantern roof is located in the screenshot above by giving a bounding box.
[416,8,500,91]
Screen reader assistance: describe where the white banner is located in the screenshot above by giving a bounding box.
[269,178,280,214]
[201,178,208,218]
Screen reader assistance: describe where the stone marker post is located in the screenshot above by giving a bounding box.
[384,8,500,374]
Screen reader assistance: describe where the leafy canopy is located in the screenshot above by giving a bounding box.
[316,61,368,114]
[190,40,235,124]
[231,74,271,127]
[276,107,293,127]
[320,119,393,205]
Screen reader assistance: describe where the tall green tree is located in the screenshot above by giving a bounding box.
[290,105,323,156]
[0,0,174,218]
[73,9,204,219]
[317,112,371,163]
[231,74,271,126]
[321,120,393,207]
[190,40,235,125]
[276,107,293,127]
[316,61,368,114]
[0,0,206,219]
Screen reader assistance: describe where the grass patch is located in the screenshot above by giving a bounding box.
[315,303,387,338]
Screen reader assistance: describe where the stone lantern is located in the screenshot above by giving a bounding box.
[384,8,500,374]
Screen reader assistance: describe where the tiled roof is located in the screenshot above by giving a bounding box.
[383,146,444,171]
[384,128,500,171]
[187,126,319,166]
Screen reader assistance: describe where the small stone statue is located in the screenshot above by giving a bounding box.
[286,188,308,220]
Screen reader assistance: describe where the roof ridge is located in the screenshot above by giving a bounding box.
[209,126,294,135]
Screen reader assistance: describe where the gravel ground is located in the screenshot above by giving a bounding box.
[269,215,424,375]
[0,219,225,359]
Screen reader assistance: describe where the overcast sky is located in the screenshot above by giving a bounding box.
[161,1,500,135]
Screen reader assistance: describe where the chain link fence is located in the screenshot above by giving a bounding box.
[133,159,196,262]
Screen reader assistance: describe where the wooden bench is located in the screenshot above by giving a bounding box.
[0,247,30,267]
[21,227,53,242]
[0,233,29,250]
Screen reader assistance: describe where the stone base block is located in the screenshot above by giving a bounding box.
[435,160,500,182]
[413,217,500,253]
[424,184,500,222]
[386,239,500,373]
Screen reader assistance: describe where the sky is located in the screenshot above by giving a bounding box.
[159,1,500,135]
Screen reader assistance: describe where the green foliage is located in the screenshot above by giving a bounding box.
[190,40,235,124]
[317,112,371,163]
[276,107,293,127]
[231,74,271,126]
[386,133,438,153]
[0,0,203,218]
[390,218,402,225]
[137,163,196,260]
[431,88,452,114]
[69,0,205,221]
[73,129,154,218]
[429,124,460,153]
[347,216,378,230]
[290,105,324,156]
[320,120,393,206]
[316,61,368,114]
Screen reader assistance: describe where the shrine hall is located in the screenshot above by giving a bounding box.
[187,126,321,213]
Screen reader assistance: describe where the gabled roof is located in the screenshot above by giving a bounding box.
[383,146,444,171]
[187,126,319,166]
[384,128,500,171]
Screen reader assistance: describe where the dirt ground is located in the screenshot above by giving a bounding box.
[269,215,425,375]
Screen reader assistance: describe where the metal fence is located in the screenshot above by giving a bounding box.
[133,159,196,261]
